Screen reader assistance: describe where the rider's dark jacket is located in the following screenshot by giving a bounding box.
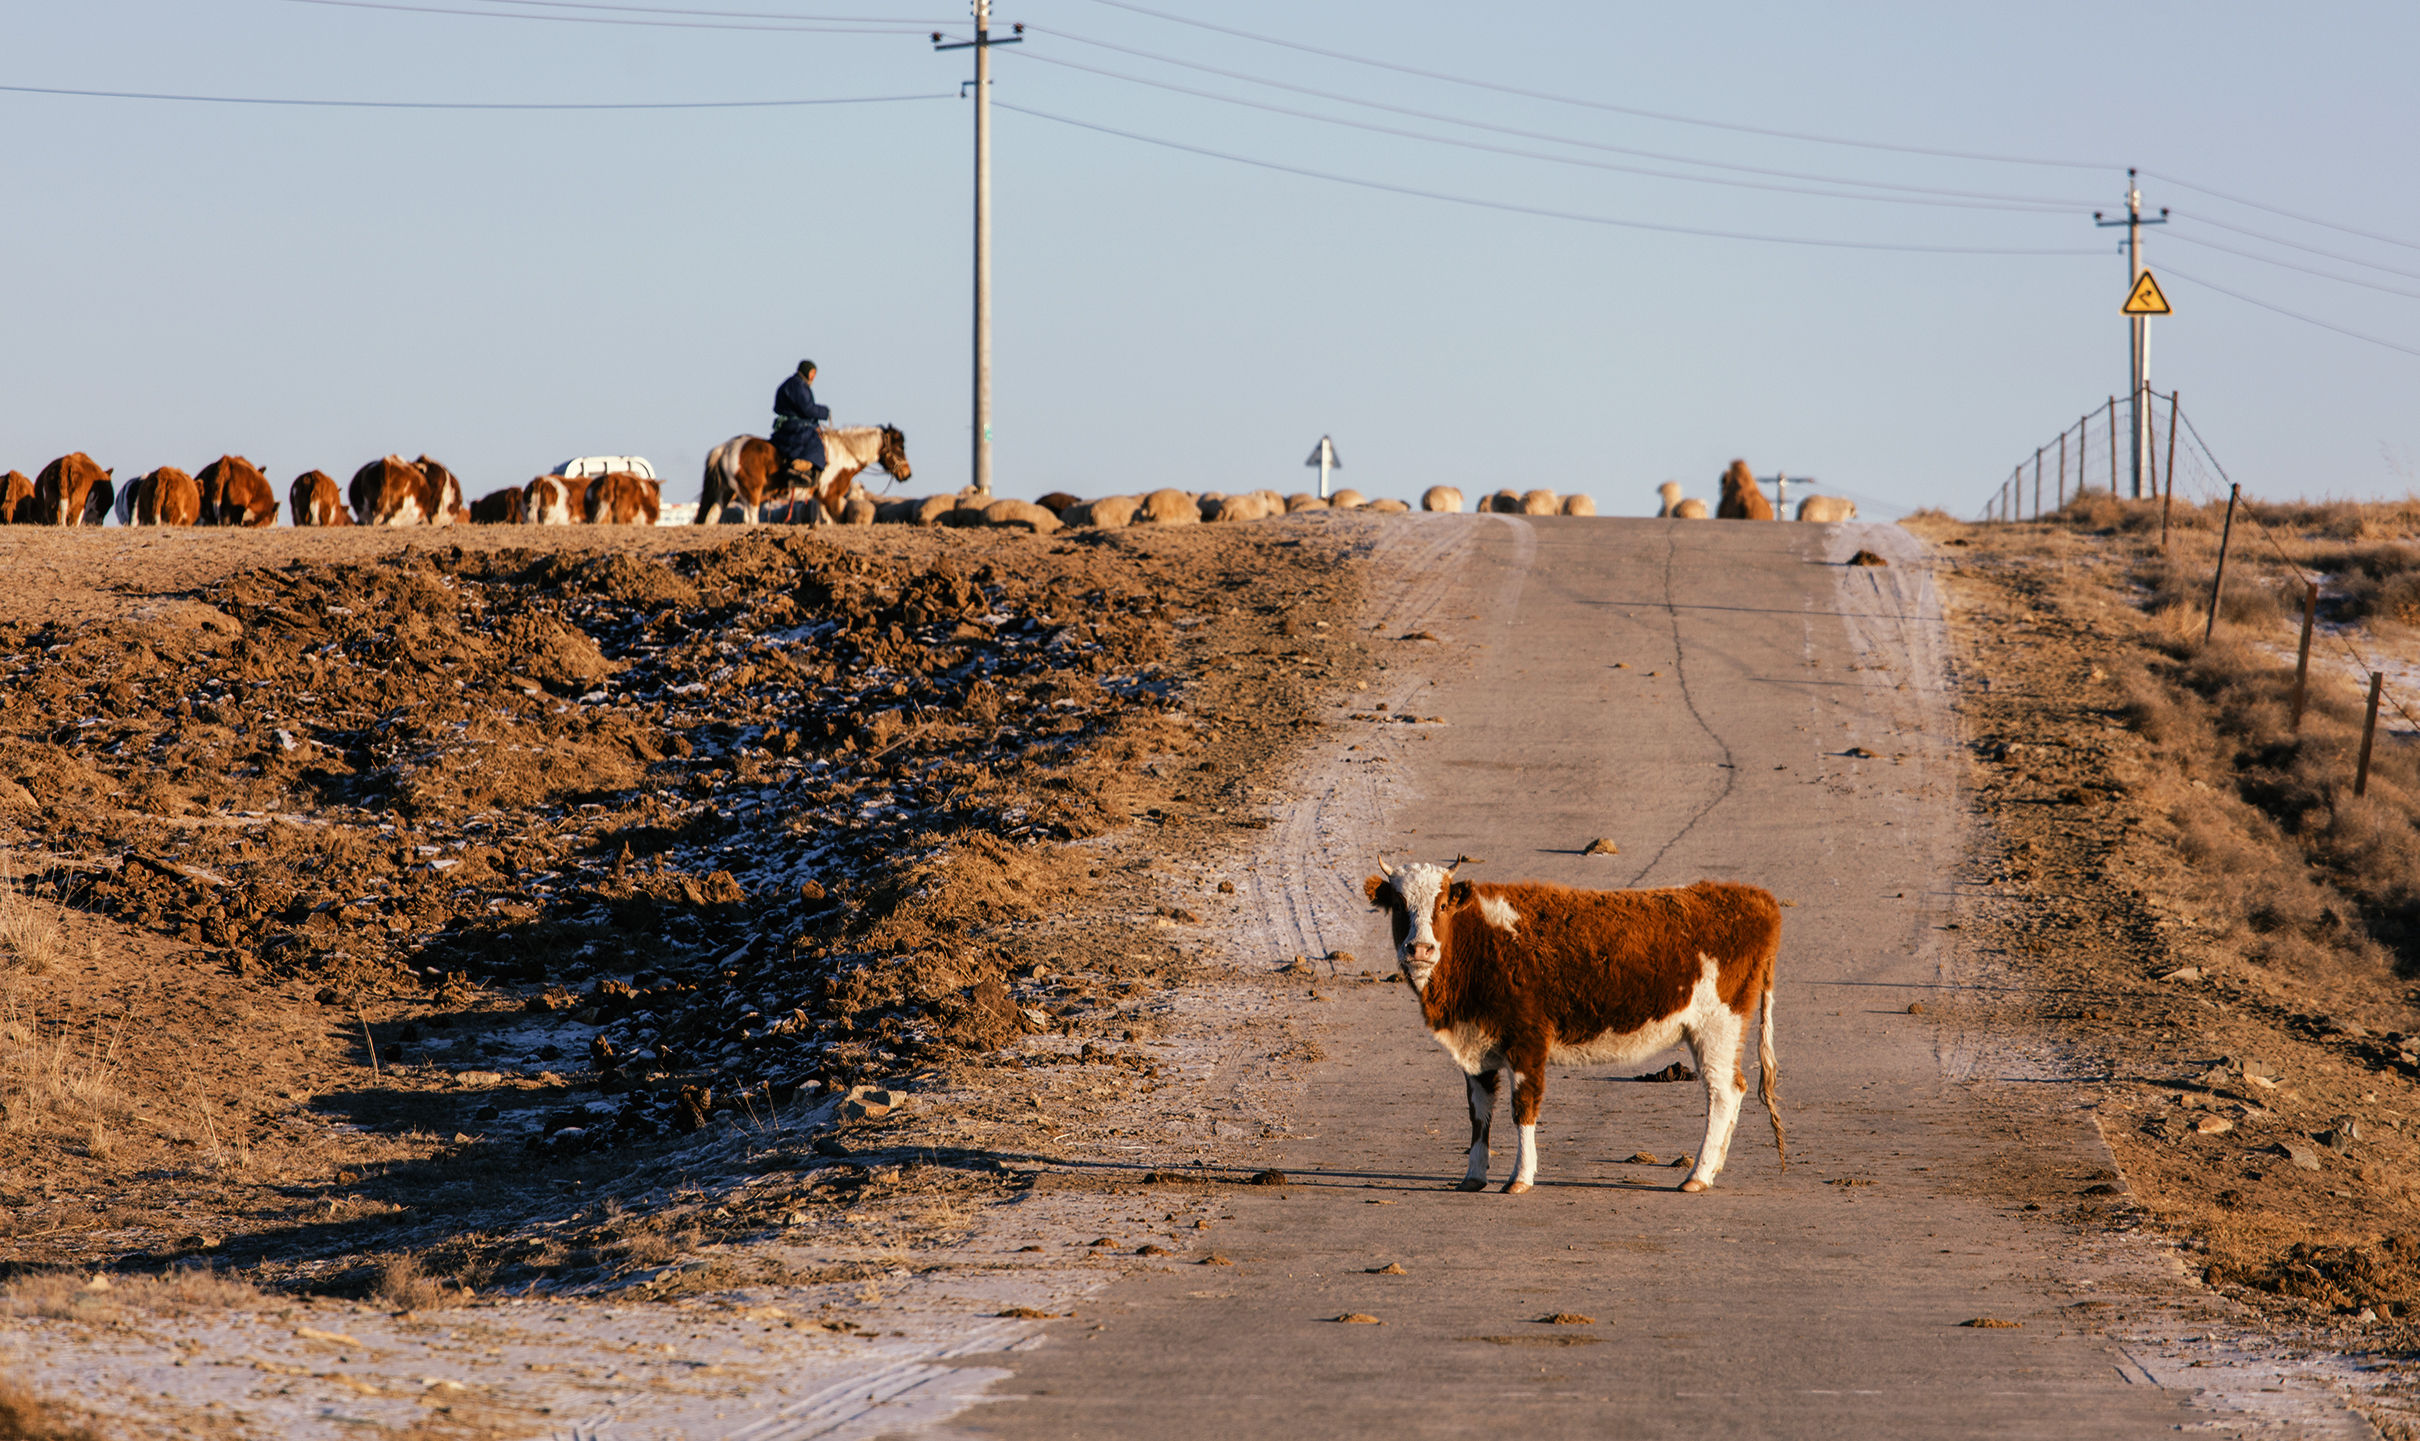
[772,375,830,465]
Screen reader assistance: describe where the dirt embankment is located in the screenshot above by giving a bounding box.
[1918,498,2420,1345]
[0,519,1376,1298]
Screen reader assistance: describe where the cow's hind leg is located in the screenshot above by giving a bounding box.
[1681,1005,1749,1193]
[1459,1070,1499,1191]
[1504,1056,1546,1194]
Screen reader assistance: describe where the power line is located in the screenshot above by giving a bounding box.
[283,0,928,34]
[1066,0,2109,172]
[2145,169,2420,257]
[2162,264,2420,363]
[0,81,953,109]
[2166,229,2420,305]
[2170,209,2420,286]
[460,0,949,19]
[1002,46,2079,215]
[1016,26,2101,210]
[997,101,2107,256]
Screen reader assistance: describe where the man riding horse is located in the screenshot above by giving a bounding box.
[772,359,829,501]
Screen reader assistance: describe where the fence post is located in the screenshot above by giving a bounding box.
[2356,671,2384,797]
[2058,428,2068,513]
[2161,390,2180,547]
[2291,579,2318,732]
[2106,397,2119,494]
[2033,448,2043,519]
[2204,482,2240,644]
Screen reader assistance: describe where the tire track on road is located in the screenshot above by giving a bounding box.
[1624,522,1741,889]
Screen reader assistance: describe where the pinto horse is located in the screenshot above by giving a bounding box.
[696,425,911,525]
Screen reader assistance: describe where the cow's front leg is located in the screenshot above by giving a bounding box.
[1505,1056,1546,1194]
[1459,1069,1499,1191]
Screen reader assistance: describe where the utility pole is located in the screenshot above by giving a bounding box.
[935,5,1020,497]
[2095,169,2167,499]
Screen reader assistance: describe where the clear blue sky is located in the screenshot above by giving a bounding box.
[4,2,2415,516]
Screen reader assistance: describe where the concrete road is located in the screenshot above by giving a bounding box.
[955,515,2221,1439]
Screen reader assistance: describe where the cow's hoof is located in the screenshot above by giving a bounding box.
[1503,1180,1532,1195]
[1679,1178,1709,1193]
[1456,1177,1487,1192]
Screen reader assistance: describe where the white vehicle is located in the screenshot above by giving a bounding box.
[552,455,657,481]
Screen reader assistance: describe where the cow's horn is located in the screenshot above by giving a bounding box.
[1378,859,1398,878]
[1445,854,1481,875]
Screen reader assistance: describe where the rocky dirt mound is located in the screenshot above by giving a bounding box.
[0,531,1188,1150]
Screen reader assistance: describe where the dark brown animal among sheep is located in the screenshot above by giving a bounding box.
[289,470,350,527]
[1363,860,1784,1196]
[1717,460,1774,520]
[0,471,32,523]
[197,455,278,527]
[33,453,113,526]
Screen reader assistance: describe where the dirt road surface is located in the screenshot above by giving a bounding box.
[956,516,2367,1439]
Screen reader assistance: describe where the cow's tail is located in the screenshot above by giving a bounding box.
[1758,969,1786,1169]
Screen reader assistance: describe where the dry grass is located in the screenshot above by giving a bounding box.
[0,1268,265,1325]
[0,1377,105,1441]
[0,994,134,1153]
[0,862,62,977]
[373,1254,442,1315]
[2105,496,2420,984]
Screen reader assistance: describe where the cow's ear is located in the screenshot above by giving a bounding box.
[1363,875,1389,906]
[1446,880,1475,908]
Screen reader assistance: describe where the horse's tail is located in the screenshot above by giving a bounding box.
[697,437,743,523]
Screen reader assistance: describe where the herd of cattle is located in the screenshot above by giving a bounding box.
[0,452,666,529]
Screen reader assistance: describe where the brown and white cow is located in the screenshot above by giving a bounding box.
[290,470,350,526]
[523,473,590,526]
[121,466,202,526]
[197,455,278,527]
[470,486,529,524]
[33,453,113,526]
[415,455,469,524]
[585,470,660,526]
[350,455,464,526]
[1363,859,1784,1195]
[2,470,36,523]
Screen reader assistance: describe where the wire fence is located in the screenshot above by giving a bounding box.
[1977,392,2419,786]
[1976,388,2178,524]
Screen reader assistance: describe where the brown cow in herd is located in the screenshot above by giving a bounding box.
[524,473,590,526]
[197,455,278,527]
[349,455,466,526]
[32,454,114,526]
[289,470,349,526]
[1364,859,1784,1196]
[585,471,661,527]
[120,467,203,526]
[0,471,33,524]
[470,487,529,525]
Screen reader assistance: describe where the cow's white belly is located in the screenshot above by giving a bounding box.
[1433,956,1728,1074]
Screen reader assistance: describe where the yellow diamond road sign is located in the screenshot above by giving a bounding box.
[2123,270,2172,315]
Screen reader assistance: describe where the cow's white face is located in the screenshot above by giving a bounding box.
[1363,861,1458,992]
